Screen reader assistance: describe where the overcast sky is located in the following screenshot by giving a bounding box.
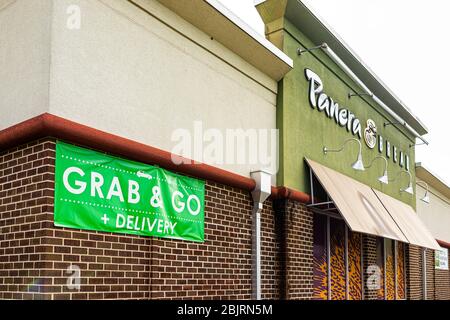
[219,0,450,186]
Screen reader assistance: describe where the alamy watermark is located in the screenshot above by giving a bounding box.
[66,264,81,290]
[366,265,382,290]
[66,4,81,30]
[170,121,279,173]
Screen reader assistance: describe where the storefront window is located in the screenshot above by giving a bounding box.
[348,231,363,300]
[313,213,363,300]
[396,242,406,300]
[385,239,396,300]
[330,219,346,300]
[313,214,328,300]
[376,237,385,300]
[313,214,408,300]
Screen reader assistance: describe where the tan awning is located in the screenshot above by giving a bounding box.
[373,189,441,250]
[306,159,408,242]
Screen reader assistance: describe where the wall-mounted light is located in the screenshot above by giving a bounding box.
[384,120,406,128]
[348,92,374,99]
[365,155,389,185]
[390,170,414,195]
[297,43,327,56]
[323,138,365,171]
[416,181,430,204]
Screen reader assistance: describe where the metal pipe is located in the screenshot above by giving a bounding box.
[345,226,349,300]
[321,43,428,145]
[250,170,272,300]
[423,248,427,300]
[361,235,365,300]
[327,216,331,300]
[384,239,387,300]
[394,241,398,300]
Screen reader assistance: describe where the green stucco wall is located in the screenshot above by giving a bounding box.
[278,19,417,208]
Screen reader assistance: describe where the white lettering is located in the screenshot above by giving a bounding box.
[172,191,185,213]
[305,69,363,140]
[187,195,201,216]
[116,214,126,228]
[90,172,104,198]
[317,93,329,112]
[63,167,87,195]
[338,109,348,127]
[157,220,164,233]
[305,69,323,108]
[128,180,140,204]
[106,177,124,202]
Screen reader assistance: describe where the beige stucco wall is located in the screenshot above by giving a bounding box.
[48,0,278,178]
[417,184,450,243]
[0,0,52,129]
[1,0,279,179]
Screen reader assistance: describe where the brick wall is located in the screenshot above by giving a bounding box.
[0,138,56,299]
[0,138,153,300]
[274,199,313,300]
[362,235,378,300]
[434,251,450,300]
[425,249,435,300]
[4,138,448,300]
[0,138,280,300]
[149,182,279,300]
[260,202,282,300]
[406,245,423,300]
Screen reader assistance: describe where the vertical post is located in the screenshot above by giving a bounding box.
[360,235,364,300]
[404,244,407,299]
[383,239,387,300]
[345,225,349,300]
[394,241,397,300]
[309,168,315,205]
[250,170,272,300]
[327,216,331,300]
[422,248,427,300]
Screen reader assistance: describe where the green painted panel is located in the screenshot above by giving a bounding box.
[278,20,416,208]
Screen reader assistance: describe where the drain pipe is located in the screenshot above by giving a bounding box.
[422,248,427,300]
[320,43,428,146]
[250,170,272,300]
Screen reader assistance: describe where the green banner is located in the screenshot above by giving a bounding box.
[54,142,205,242]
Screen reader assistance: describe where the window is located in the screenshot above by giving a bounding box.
[313,213,406,300]
[313,213,363,300]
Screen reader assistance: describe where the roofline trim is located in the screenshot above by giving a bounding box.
[205,0,293,68]
[416,162,450,194]
[298,0,428,134]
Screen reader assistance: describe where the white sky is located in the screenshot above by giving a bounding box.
[219,0,450,186]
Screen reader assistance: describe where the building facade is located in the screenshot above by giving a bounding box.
[415,164,450,300]
[0,0,448,300]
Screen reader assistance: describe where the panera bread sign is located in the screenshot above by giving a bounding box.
[305,68,410,170]
[54,142,205,242]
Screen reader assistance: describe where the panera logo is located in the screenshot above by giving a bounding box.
[305,68,362,139]
[304,68,410,171]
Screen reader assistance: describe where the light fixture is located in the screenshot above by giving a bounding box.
[348,92,374,99]
[390,170,414,195]
[297,43,328,56]
[323,138,365,171]
[402,182,414,195]
[365,155,389,185]
[416,181,430,204]
[384,120,406,128]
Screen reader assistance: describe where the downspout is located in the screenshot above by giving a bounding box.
[320,44,428,146]
[422,248,427,300]
[250,170,272,300]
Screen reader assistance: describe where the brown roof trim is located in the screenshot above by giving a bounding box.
[0,113,312,204]
[271,186,313,204]
[437,239,450,250]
